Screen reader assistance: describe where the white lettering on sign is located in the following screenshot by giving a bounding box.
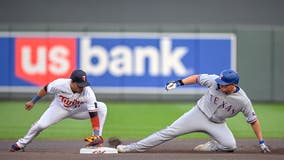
[109,46,132,76]
[161,37,188,76]
[21,45,70,75]
[81,41,108,75]
[48,46,70,75]
[134,46,159,76]
[22,46,46,74]
[80,37,188,77]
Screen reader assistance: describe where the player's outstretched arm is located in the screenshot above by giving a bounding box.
[25,86,48,111]
[250,119,271,153]
[25,101,35,111]
[165,80,184,91]
[165,75,199,91]
[85,110,104,147]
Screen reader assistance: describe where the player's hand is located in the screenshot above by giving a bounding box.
[25,101,35,111]
[260,143,271,153]
[165,80,182,91]
[84,135,104,147]
[165,81,177,91]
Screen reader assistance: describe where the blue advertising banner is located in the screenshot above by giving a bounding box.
[0,32,236,94]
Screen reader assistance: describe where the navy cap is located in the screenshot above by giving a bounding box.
[70,70,90,87]
[215,69,239,85]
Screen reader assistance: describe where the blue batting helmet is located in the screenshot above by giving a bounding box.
[215,69,239,85]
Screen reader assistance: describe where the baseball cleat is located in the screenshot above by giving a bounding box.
[9,144,24,152]
[193,140,218,151]
[116,145,133,153]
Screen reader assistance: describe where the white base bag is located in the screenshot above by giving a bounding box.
[80,147,118,154]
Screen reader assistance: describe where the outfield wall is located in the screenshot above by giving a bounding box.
[0,0,283,102]
[0,26,283,102]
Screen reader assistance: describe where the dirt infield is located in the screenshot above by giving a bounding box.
[1,139,284,160]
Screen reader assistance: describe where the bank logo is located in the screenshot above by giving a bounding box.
[5,32,235,90]
[15,37,77,86]
[78,34,235,88]
[80,37,189,77]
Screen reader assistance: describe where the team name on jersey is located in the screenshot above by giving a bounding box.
[210,94,235,114]
[59,95,84,107]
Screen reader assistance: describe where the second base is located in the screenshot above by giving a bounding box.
[80,147,118,154]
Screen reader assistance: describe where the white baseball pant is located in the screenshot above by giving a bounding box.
[16,101,107,148]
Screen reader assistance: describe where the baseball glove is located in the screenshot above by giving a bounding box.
[108,137,122,148]
[84,135,104,147]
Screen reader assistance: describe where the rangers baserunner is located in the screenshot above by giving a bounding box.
[117,69,271,153]
[9,69,107,152]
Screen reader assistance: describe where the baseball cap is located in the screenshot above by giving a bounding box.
[215,69,239,85]
[70,70,90,87]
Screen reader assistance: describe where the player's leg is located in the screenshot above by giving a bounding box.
[118,106,204,152]
[14,103,70,149]
[96,102,107,135]
[194,121,236,152]
[208,123,236,151]
[70,101,107,136]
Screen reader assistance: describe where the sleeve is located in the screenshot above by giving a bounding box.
[198,74,219,87]
[84,87,100,135]
[84,87,97,111]
[242,100,257,124]
[46,79,64,94]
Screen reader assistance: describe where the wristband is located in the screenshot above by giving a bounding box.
[177,80,184,86]
[31,95,41,103]
[259,140,265,145]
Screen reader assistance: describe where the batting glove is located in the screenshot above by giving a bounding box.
[165,80,184,91]
[259,141,271,153]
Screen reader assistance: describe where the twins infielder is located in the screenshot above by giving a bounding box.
[9,69,107,152]
[117,69,271,153]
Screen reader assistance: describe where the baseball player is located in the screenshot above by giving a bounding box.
[9,69,107,152]
[117,69,271,153]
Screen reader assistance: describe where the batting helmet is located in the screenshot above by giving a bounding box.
[70,69,90,87]
[215,69,239,85]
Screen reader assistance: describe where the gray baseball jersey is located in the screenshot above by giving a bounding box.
[197,74,257,124]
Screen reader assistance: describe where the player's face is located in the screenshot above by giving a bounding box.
[71,82,84,93]
[219,84,236,94]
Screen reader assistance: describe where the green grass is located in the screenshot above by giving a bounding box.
[0,101,283,140]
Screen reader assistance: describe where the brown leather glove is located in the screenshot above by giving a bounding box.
[84,135,104,147]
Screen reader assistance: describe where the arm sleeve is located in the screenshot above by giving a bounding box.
[89,105,100,135]
[85,87,97,111]
[242,100,257,124]
[47,79,64,94]
[85,87,100,135]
